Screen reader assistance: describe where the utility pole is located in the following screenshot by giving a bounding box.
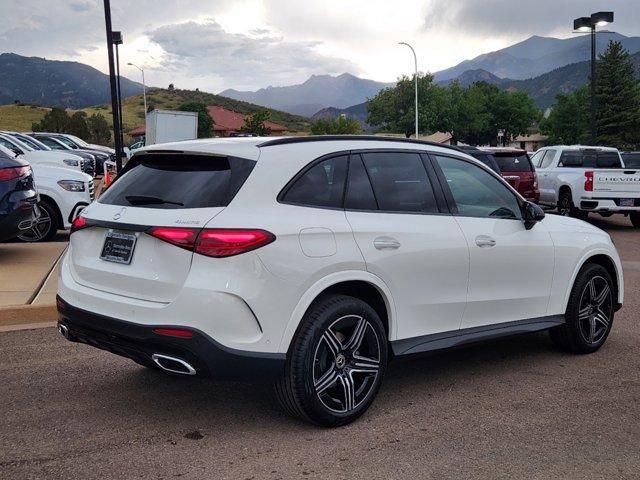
[103,0,124,173]
[399,42,418,139]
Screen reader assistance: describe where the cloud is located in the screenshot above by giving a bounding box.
[147,19,355,89]
[424,0,640,38]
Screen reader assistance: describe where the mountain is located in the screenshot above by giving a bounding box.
[220,73,393,116]
[439,51,640,108]
[311,101,371,129]
[0,53,145,108]
[434,32,640,82]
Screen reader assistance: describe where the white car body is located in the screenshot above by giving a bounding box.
[58,137,623,356]
[0,133,85,172]
[30,164,94,229]
[532,145,640,214]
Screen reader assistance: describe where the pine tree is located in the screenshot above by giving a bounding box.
[595,41,640,149]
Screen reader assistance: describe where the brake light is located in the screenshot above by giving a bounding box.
[147,227,275,257]
[196,229,276,258]
[0,165,30,181]
[152,327,194,338]
[585,171,594,192]
[70,215,88,234]
[147,227,199,251]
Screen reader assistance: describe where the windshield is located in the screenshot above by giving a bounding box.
[622,153,640,168]
[66,134,89,147]
[493,153,533,172]
[14,134,50,151]
[54,136,79,149]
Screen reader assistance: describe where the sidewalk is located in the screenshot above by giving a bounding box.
[0,241,67,330]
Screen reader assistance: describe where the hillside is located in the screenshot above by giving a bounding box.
[0,53,144,108]
[221,73,393,116]
[0,89,310,138]
[434,32,640,82]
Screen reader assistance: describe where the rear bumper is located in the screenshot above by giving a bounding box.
[56,295,285,379]
[579,197,640,212]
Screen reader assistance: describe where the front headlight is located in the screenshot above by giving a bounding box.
[57,180,85,192]
[63,159,80,167]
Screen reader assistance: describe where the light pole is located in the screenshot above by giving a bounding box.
[399,42,418,139]
[128,62,147,135]
[573,11,614,144]
[103,0,124,173]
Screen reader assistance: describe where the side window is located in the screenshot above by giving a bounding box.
[530,150,545,168]
[559,151,583,167]
[361,152,437,213]
[540,149,557,169]
[345,155,377,210]
[434,155,522,220]
[281,155,348,208]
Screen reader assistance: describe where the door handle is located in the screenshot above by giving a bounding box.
[475,235,496,248]
[374,237,401,250]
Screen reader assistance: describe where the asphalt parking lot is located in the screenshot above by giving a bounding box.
[1,215,639,480]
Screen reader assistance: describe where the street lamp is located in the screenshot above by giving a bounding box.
[127,62,147,135]
[573,11,614,144]
[399,42,418,139]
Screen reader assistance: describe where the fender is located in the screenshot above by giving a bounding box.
[563,247,624,311]
[277,270,397,353]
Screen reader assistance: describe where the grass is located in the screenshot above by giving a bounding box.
[0,88,310,141]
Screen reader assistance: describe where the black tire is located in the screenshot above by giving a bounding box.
[557,190,587,219]
[275,294,388,427]
[17,199,60,242]
[549,263,615,354]
[630,212,640,228]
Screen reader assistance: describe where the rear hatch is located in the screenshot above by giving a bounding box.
[592,169,640,200]
[69,152,256,303]
[492,151,538,201]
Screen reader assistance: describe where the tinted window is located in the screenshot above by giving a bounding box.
[622,153,640,168]
[596,152,622,168]
[361,152,437,213]
[99,154,255,209]
[345,155,377,210]
[434,155,522,220]
[282,155,347,208]
[559,151,583,167]
[493,153,533,172]
[37,137,65,150]
[540,149,557,169]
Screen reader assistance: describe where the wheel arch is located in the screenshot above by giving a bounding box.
[38,194,63,230]
[564,250,623,311]
[277,271,397,353]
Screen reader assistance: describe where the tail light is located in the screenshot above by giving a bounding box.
[585,171,594,192]
[148,227,275,258]
[70,215,89,234]
[533,172,539,189]
[0,165,30,181]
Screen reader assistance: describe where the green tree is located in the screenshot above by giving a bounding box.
[178,101,213,138]
[595,40,640,149]
[32,107,70,132]
[540,87,590,144]
[491,89,540,145]
[67,111,91,139]
[240,110,272,136]
[86,113,111,144]
[309,115,362,135]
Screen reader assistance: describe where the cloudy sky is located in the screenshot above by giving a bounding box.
[0,0,638,92]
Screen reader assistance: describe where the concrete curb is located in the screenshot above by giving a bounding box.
[0,303,57,329]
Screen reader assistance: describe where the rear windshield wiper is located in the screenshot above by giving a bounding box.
[125,195,184,206]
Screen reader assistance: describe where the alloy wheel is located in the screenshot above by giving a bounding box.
[577,276,613,345]
[558,196,571,216]
[17,208,52,242]
[313,315,381,413]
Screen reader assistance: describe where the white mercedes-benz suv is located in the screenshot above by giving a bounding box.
[57,136,623,426]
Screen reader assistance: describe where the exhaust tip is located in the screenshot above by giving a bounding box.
[151,353,196,375]
[58,323,69,339]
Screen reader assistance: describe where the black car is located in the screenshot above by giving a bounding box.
[0,147,39,242]
[29,133,109,176]
[456,145,501,173]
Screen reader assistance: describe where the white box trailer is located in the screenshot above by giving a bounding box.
[146,109,198,145]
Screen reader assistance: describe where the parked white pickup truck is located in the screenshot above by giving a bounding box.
[531,146,640,227]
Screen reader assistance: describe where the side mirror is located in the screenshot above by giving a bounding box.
[11,147,23,156]
[523,201,545,230]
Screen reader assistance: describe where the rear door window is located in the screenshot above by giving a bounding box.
[99,154,256,209]
[361,152,437,213]
[345,154,378,210]
[559,151,584,167]
[281,155,348,208]
[493,154,533,172]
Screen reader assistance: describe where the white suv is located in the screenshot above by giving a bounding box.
[57,137,623,426]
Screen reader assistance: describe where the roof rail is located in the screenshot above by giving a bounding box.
[258,135,463,152]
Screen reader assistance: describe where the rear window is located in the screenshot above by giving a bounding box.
[492,153,533,172]
[99,154,256,209]
[622,153,640,168]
